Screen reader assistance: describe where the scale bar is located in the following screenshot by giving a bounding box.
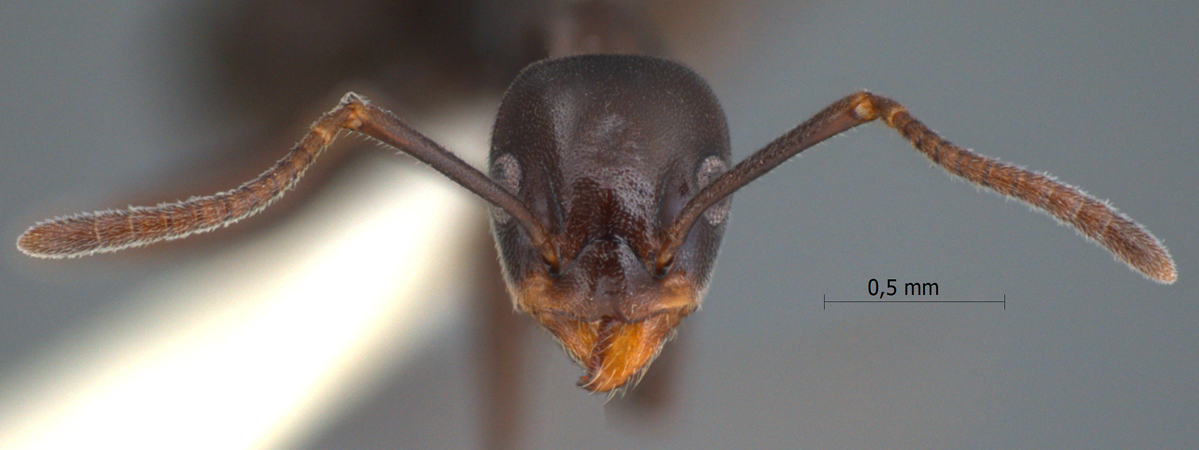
[823,294,1006,309]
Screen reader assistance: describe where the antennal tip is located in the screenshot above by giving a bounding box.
[1150,261,1178,284]
[16,217,97,259]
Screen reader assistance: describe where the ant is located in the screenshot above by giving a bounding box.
[17,44,1176,398]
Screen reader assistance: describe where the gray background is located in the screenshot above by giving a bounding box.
[1,0,1195,448]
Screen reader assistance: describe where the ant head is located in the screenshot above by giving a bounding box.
[488,55,731,391]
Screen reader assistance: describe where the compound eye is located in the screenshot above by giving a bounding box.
[490,153,521,224]
[696,155,730,225]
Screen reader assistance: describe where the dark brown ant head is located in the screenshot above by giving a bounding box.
[488,55,731,392]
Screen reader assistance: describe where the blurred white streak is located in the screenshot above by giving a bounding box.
[0,106,494,449]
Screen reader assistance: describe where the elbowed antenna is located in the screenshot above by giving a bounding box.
[657,91,1176,284]
[17,93,561,271]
